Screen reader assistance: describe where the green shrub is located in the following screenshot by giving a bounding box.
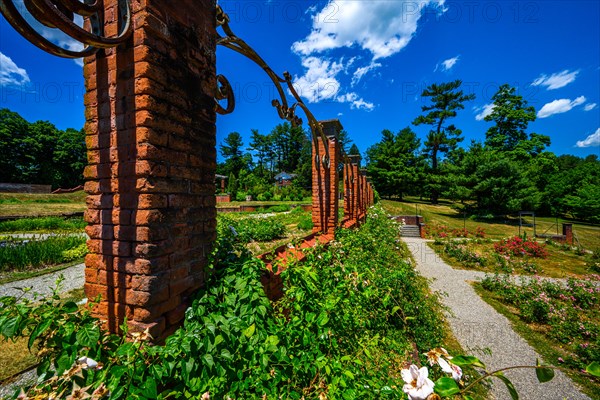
[265,204,291,213]
[0,217,86,233]
[0,235,87,272]
[297,215,313,231]
[0,205,447,399]
[61,243,89,262]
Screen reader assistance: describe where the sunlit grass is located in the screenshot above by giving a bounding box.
[0,192,86,217]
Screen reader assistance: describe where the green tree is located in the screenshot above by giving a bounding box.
[220,132,249,177]
[484,84,538,154]
[366,127,422,200]
[52,128,87,188]
[0,108,30,183]
[412,80,475,203]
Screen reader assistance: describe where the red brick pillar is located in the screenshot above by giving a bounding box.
[83,0,217,340]
[563,224,573,245]
[343,161,353,221]
[348,155,361,223]
[359,170,367,218]
[312,120,341,234]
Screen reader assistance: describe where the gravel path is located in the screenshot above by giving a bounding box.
[0,263,85,300]
[403,237,591,400]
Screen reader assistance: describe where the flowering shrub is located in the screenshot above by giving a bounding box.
[474,227,486,239]
[443,240,487,267]
[482,274,600,372]
[424,225,486,240]
[494,236,549,258]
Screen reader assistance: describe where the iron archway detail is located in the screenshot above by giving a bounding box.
[215,4,330,167]
[0,0,132,58]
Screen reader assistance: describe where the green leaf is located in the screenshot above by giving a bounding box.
[535,359,555,383]
[142,377,158,398]
[62,301,78,313]
[1,316,21,338]
[221,349,233,360]
[316,312,329,327]
[343,370,355,379]
[76,325,100,348]
[464,396,475,400]
[28,319,52,349]
[451,355,486,369]
[586,361,600,377]
[494,372,519,400]
[243,323,256,338]
[434,377,461,396]
[203,353,214,369]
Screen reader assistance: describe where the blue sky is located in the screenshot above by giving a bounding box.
[1,0,599,160]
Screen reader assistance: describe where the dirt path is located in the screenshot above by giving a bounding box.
[403,237,591,400]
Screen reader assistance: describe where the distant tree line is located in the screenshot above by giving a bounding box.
[366,82,600,223]
[217,122,355,202]
[0,108,87,190]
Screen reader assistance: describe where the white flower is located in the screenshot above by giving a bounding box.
[427,348,463,382]
[77,356,99,370]
[201,392,210,400]
[438,357,463,382]
[401,364,435,400]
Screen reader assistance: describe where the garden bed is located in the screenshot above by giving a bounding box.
[429,236,593,278]
[476,275,600,398]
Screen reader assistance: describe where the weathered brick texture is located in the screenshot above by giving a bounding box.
[83,0,217,340]
[312,120,341,234]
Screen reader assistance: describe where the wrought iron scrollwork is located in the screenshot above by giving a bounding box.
[215,4,330,167]
[0,0,132,58]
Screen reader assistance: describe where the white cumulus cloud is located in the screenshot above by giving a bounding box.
[291,56,374,111]
[291,1,444,110]
[537,96,586,118]
[532,70,579,90]
[474,103,495,121]
[0,52,30,87]
[293,0,446,60]
[436,55,460,72]
[351,62,382,86]
[584,103,597,112]
[575,128,600,148]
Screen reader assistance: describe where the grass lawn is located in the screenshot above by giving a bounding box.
[474,283,600,399]
[0,192,86,217]
[382,198,600,251]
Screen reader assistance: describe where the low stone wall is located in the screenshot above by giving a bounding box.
[0,183,52,194]
[392,215,424,226]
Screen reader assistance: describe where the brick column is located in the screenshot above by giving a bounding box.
[343,161,353,221]
[563,224,573,245]
[83,0,217,340]
[312,120,341,234]
[359,169,367,218]
[348,155,361,222]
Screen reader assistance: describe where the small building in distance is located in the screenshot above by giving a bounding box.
[274,172,296,187]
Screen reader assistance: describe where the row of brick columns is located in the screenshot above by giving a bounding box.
[311,120,375,232]
[81,0,376,340]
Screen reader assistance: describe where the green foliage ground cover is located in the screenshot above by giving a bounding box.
[0,205,449,399]
[0,217,86,233]
[0,235,87,273]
